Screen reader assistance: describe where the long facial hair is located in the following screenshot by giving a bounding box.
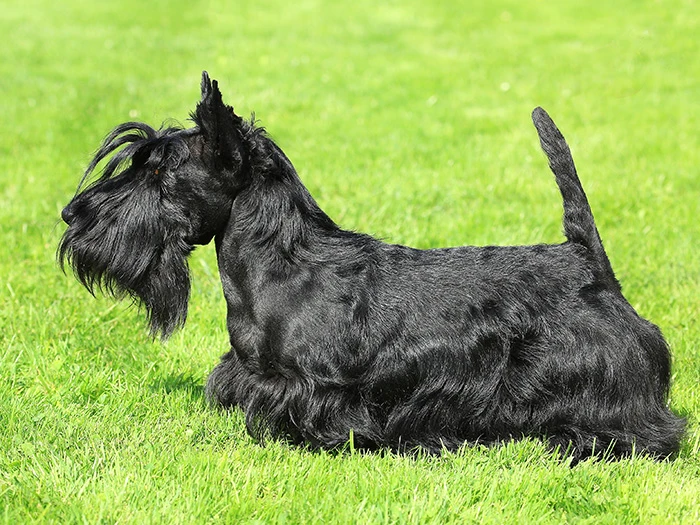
[58,123,195,338]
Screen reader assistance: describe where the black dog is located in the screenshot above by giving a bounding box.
[59,72,684,462]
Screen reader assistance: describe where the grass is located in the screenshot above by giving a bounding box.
[1,0,699,522]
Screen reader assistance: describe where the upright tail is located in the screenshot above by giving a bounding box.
[531,107,618,288]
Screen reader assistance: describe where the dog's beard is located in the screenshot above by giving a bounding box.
[58,201,192,339]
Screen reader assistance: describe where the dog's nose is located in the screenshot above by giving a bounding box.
[61,205,74,225]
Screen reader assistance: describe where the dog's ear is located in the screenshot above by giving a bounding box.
[194,71,245,170]
[200,70,214,100]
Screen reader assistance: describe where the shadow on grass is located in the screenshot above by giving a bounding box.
[150,371,205,402]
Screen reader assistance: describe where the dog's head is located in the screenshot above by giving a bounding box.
[58,72,251,338]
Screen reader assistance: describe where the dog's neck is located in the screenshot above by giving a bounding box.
[223,133,338,260]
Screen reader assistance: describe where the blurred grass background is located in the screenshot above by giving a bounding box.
[1,0,698,522]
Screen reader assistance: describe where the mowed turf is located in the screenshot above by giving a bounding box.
[1,0,699,523]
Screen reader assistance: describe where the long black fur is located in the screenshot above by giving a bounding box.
[59,72,685,462]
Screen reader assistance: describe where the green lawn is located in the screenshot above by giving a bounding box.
[1,0,699,522]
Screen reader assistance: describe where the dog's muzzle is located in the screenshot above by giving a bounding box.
[61,204,75,225]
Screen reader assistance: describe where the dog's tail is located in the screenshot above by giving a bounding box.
[532,107,618,288]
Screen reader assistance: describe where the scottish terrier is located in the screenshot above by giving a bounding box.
[59,72,685,462]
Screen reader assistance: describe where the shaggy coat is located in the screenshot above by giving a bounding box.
[59,72,685,462]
